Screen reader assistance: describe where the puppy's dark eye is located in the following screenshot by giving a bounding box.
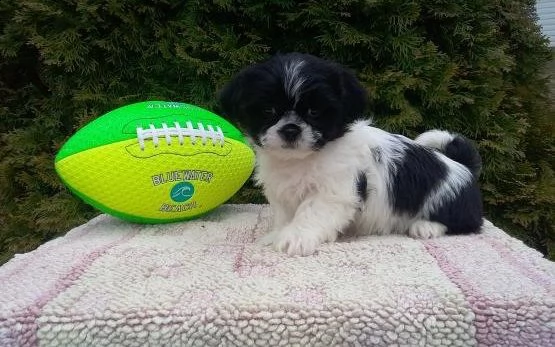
[263,108,275,117]
[307,108,319,118]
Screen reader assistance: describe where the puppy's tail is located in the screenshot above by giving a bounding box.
[415,130,482,177]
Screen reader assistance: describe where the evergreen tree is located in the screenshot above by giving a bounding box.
[0,0,553,263]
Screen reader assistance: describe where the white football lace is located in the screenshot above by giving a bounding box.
[136,122,225,150]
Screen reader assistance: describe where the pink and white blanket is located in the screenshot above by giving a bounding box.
[1,204,554,346]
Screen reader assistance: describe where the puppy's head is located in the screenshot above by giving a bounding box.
[219,53,367,158]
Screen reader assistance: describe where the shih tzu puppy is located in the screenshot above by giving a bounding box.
[219,53,483,256]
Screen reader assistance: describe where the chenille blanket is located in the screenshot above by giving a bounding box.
[1,204,554,346]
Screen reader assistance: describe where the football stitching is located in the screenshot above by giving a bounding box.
[136,121,225,150]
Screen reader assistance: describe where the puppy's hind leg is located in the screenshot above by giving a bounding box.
[408,220,447,239]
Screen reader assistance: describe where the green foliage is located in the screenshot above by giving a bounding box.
[1,0,553,263]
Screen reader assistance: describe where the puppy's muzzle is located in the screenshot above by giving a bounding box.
[278,123,302,142]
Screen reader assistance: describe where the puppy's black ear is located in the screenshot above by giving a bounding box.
[338,69,368,122]
[218,74,245,125]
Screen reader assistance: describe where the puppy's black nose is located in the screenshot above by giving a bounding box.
[278,123,302,142]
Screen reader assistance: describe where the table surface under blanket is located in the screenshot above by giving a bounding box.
[1,204,554,347]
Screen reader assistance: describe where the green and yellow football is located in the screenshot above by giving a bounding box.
[55,101,255,223]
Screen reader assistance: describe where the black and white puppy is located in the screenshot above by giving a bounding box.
[219,53,483,256]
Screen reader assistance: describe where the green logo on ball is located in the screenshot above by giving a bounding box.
[170,182,194,202]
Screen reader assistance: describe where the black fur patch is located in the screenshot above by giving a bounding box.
[389,142,448,215]
[356,171,368,202]
[443,136,482,177]
[218,53,367,151]
[429,180,483,234]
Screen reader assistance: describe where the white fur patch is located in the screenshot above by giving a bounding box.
[283,60,306,102]
[415,130,454,151]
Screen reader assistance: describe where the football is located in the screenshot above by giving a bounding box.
[55,101,255,223]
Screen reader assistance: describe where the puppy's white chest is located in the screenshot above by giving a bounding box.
[258,159,317,203]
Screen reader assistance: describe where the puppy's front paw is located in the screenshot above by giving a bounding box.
[257,230,278,246]
[272,227,321,256]
[409,221,447,239]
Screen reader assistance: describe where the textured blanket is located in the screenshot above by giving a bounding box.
[1,204,554,346]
